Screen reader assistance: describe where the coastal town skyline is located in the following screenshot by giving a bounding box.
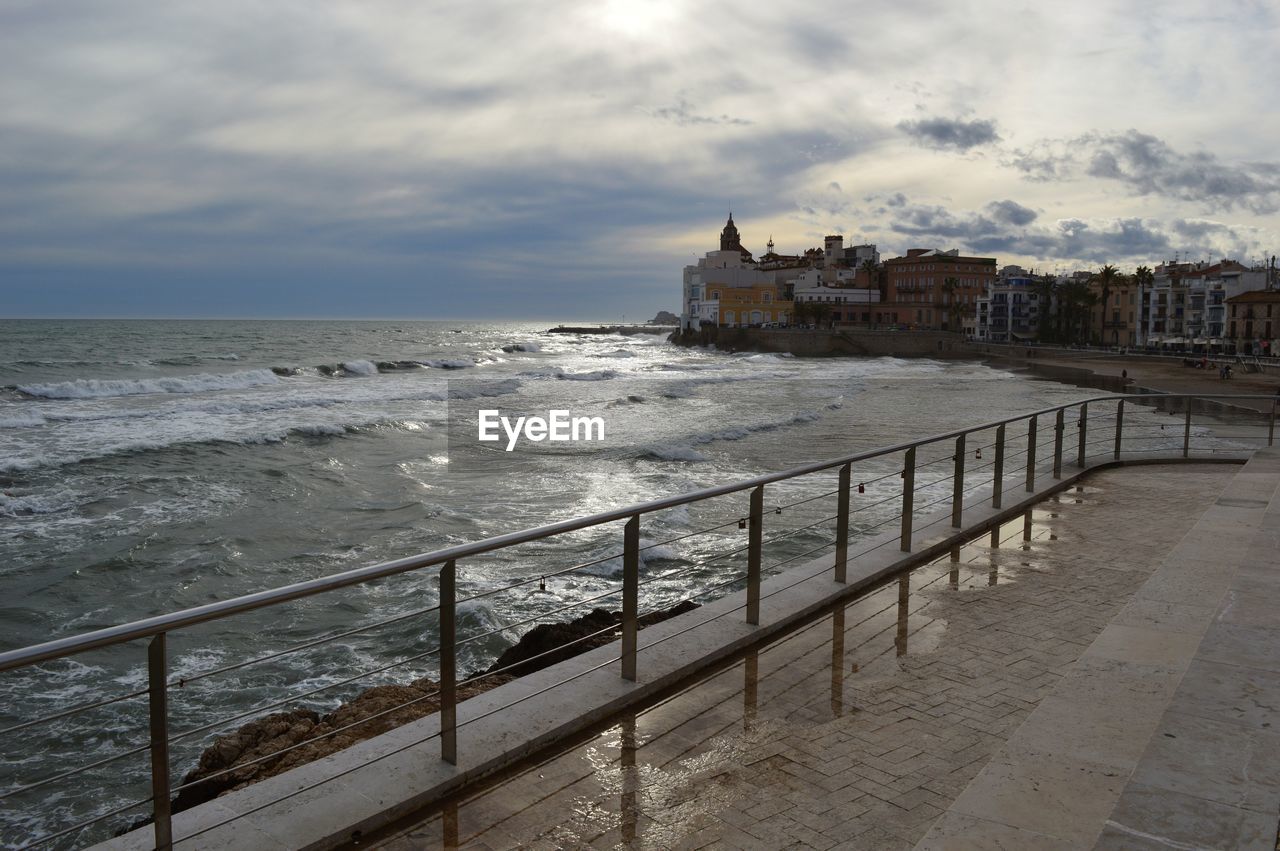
[3,0,1278,318]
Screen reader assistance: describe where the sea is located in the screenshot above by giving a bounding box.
[0,319,1191,845]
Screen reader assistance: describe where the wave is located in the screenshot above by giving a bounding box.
[606,395,646,407]
[693,410,821,445]
[555,369,618,382]
[341,360,378,376]
[420,359,475,370]
[0,412,45,428]
[0,488,82,517]
[15,369,282,400]
[595,349,637,358]
[500,342,541,353]
[153,353,240,366]
[638,445,709,462]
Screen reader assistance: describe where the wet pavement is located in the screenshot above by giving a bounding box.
[368,466,1236,850]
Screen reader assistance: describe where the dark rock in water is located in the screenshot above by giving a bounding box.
[270,366,300,376]
[170,599,699,818]
[650,310,679,325]
[316,364,338,376]
[376,360,425,371]
[484,600,699,680]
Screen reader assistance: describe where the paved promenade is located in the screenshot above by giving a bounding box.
[370,462,1259,849]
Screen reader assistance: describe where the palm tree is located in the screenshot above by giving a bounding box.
[1131,265,1154,346]
[1133,265,1153,289]
[791,300,811,327]
[1033,274,1056,341]
[808,302,833,329]
[939,277,967,332]
[1092,264,1119,344]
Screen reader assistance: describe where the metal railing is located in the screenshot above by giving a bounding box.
[1,392,1276,849]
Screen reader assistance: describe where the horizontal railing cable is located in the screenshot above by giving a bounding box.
[174,602,445,688]
[0,687,148,739]
[0,743,150,802]
[168,644,446,745]
[454,587,624,651]
[19,795,154,851]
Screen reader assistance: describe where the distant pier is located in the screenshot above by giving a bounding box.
[547,324,675,335]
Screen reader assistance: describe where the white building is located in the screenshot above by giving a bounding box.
[681,216,783,329]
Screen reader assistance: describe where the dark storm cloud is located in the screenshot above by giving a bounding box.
[897,117,1000,151]
[1082,131,1280,213]
[880,199,1198,264]
[1005,130,1280,214]
[986,199,1037,226]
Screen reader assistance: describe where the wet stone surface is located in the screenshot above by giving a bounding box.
[370,466,1235,850]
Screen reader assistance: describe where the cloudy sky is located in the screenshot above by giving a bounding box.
[3,0,1278,319]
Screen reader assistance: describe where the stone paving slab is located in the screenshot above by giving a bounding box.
[917,449,1280,850]
[368,466,1236,850]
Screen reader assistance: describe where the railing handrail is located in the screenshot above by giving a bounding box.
[1,391,1273,673]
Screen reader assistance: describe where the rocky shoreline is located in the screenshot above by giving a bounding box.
[164,601,699,818]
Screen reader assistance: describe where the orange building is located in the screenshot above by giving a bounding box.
[882,249,997,330]
[708,284,793,327]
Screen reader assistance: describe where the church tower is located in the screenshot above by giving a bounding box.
[719,213,743,252]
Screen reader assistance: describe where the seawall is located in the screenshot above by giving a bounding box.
[670,325,971,358]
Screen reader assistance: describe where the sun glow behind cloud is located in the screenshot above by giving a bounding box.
[587,0,686,39]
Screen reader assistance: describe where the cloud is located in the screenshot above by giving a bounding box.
[649,99,752,127]
[1005,130,1280,214]
[986,199,1038,226]
[874,197,1269,267]
[897,117,1000,151]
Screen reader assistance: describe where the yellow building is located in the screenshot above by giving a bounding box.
[707,284,793,327]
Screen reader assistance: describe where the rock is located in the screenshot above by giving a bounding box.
[172,708,319,812]
[173,600,698,814]
[484,600,700,679]
[650,310,679,325]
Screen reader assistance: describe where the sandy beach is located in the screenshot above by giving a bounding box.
[987,349,1280,414]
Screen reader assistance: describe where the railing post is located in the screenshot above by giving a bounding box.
[1053,409,1065,479]
[992,425,1005,509]
[1025,416,1038,492]
[147,635,173,850]
[835,464,850,583]
[1115,399,1125,460]
[621,515,639,681]
[951,433,965,528]
[440,559,457,765]
[1077,403,1088,468]
[1183,407,1192,458]
[1270,400,1276,447]
[900,447,916,552]
[746,485,763,625]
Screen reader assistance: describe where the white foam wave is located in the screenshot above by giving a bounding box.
[556,369,618,381]
[0,488,81,516]
[17,369,281,400]
[501,342,541,353]
[0,411,45,428]
[341,360,378,376]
